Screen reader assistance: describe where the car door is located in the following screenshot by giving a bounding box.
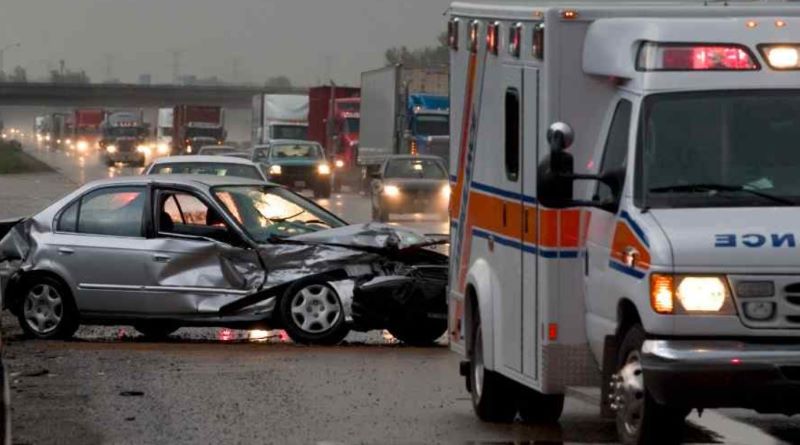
[146,188,264,314]
[50,185,155,313]
[586,99,635,332]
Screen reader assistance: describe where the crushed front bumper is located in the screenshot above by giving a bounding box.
[642,339,800,414]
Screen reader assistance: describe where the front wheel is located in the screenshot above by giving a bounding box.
[280,282,350,345]
[613,324,688,445]
[17,276,79,340]
[469,317,517,422]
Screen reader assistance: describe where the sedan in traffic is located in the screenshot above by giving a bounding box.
[258,140,332,199]
[144,156,268,182]
[371,155,450,222]
[0,176,448,346]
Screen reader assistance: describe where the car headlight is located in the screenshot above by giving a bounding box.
[76,141,89,152]
[157,143,170,155]
[318,164,331,175]
[650,274,734,314]
[269,165,282,175]
[383,185,401,197]
[186,145,193,153]
[137,145,151,155]
[106,145,117,154]
[441,184,451,198]
[335,159,345,169]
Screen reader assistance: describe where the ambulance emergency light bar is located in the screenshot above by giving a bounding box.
[636,42,759,71]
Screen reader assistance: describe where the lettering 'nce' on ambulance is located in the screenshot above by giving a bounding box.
[447,2,800,444]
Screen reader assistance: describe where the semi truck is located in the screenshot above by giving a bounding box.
[155,108,174,156]
[308,85,361,192]
[447,2,800,444]
[359,65,450,190]
[72,109,105,153]
[100,110,149,166]
[173,105,226,154]
[251,94,309,145]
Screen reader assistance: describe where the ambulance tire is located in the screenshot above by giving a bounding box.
[615,324,687,445]
[518,388,564,424]
[469,319,517,423]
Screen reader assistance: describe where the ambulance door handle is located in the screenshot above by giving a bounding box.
[584,251,589,276]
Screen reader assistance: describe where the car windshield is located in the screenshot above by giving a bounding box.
[271,125,308,140]
[186,128,223,138]
[106,127,142,137]
[344,117,360,133]
[149,162,263,180]
[252,147,269,163]
[639,91,800,208]
[199,147,236,155]
[415,115,448,136]
[385,158,445,179]
[271,143,323,160]
[214,185,344,242]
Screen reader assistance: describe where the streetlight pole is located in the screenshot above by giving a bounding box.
[0,43,21,75]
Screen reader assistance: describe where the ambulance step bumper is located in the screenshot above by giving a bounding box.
[642,339,800,414]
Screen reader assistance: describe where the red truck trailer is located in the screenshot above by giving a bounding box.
[72,109,105,153]
[173,105,226,154]
[308,86,360,192]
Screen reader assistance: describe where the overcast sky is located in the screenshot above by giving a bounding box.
[0,0,452,85]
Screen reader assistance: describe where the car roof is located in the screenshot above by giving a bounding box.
[150,155,256,166]
[384,155,444,162]
[199,145,235,150]
[82,174,271,190]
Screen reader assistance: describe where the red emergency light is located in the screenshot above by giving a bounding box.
[487,22,500,55]
[469,20,480,54]
[448,18,460,50]
[509,23,522,58]
[637,42,759,71]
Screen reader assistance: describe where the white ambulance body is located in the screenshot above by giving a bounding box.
[447,2,800,443]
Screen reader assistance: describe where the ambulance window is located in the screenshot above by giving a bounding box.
[596,100,632,210]
[505,88,520,181]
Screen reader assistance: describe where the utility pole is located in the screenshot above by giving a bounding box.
[0,42,21,75]
[104,54,114,83]
[170,49,185,84]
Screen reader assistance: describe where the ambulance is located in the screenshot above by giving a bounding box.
[447,1,800,443]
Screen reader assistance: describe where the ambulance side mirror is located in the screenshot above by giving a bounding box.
[547,122,574,152]
[539,122,576,208]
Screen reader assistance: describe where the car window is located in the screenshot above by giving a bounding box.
[252,148,269,163]
[158,191,236,244]
[384,159,446,179]
[57,201,79,232]
[149,162,263,181]
[77,187,146,237]
[596,100,632,210]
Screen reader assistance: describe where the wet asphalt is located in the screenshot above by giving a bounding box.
[2,143,799,444]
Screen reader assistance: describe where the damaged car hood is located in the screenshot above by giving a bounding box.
[287,223,433,251]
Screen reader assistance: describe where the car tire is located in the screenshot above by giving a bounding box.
[469,315,517,423]
[134,322,180,339]
[279,281,350,346]
[16,275,79,340]
[614,324,688,445]
[518,387,564,424]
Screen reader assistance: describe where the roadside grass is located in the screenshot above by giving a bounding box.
[0,141,53,174]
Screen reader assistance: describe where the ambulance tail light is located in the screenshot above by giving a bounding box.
[448,18,460,50]
[509,23,522,58]
[469,20,480,54]
[637,42,759,71]
[760,45,800,69]
[532,23,545,60]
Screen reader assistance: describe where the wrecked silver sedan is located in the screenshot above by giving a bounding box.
[0,175,448,345]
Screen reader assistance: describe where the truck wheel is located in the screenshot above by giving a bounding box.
[613,324,687,445]
[280,281,350,345]
[469,316,517,422]
[17,275,80,340]
[518,388,564,424]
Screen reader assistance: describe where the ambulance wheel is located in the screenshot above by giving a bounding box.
[518,388,564,424]
[613,324,687,445]
[469,317,517,423]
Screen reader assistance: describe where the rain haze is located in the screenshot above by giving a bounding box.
[0,0,452,85]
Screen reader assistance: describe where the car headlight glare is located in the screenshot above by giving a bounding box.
[157,143,170,155]
[650,274,733,314]
[76,141,89,152]
[269,165,282,175]
[335,159,345,168]
[441,184,451,198]
[318,164,331,175]
[137,145,151,155]
[106,145,117,154]
[383,185,401,197]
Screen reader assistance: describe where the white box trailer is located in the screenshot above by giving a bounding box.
[251,94,309,144]
[447,2,800,444]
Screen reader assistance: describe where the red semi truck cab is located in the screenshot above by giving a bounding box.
[173,105,226,155]
[308,86,361,192]
[73,109,105,153]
